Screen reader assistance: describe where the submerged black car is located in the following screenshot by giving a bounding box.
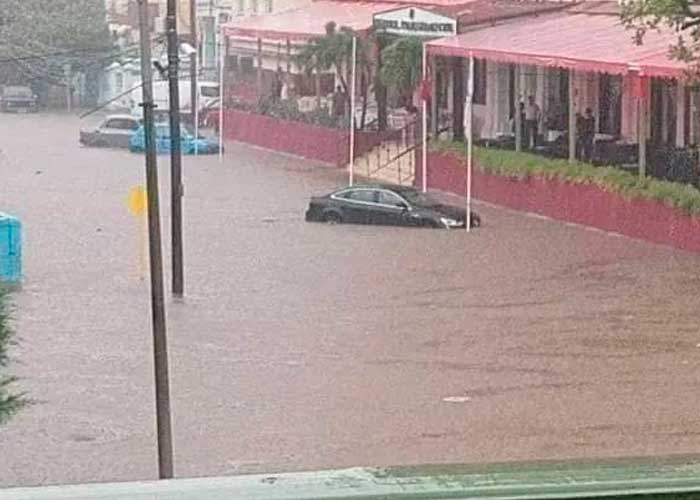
[305,184,481,229]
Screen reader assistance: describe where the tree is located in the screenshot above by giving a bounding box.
[295,22,373,129]
[0,0,113,103]
[379,36,423,111]
[0,291,27,425]
[621,0,700,77]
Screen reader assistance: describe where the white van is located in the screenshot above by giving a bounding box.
[129,80,220,120]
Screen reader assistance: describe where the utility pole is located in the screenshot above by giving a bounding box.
[190,0,198,131]
[136,0,174,480]
[167,0,185,297]
[64,63,72,113]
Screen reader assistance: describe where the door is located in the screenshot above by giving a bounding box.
[338,189,378,224]
[101,118,139,147]
[375,190,409,225]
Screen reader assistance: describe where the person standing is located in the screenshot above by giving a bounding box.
[525,95,541,149]
[332,85,346,125]
[578,107,596,162]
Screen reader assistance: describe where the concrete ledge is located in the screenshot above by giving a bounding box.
[4,456,700,499]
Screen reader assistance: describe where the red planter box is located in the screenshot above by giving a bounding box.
[416,150,700,253]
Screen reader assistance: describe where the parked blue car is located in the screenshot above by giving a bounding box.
[129,123,221,155]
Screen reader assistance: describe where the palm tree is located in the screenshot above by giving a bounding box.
[295,22,373,128]
[379,36,424,111]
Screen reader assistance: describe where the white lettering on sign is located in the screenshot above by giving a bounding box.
[373,7,457,38]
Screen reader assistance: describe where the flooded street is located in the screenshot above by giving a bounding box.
[2,113,700,487]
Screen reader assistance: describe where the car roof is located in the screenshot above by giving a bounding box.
[335,184,417,193]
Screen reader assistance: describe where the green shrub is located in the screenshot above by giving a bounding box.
[431,140,700,216]
[0,290,27,425]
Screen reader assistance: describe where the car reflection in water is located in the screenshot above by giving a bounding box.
[306,184,481,229]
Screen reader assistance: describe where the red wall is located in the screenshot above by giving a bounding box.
[223,109,403,167]
[224,110,348,166]
[417,150,700,253]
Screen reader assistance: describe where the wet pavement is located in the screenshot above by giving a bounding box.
[1,113,700,488]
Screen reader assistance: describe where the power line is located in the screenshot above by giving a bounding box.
[0,35,165,66]
[79,80,149,119]
[0,46,116,64]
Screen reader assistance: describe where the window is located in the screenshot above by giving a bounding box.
[240,57,255,75]
[598,74,622,136]
[344,189,377,203]
[115,73,124,93]
[378,191,406,207]
[105,118,139,130]
[473,58,487,105]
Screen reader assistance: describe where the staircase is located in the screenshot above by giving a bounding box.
[352,120,419,186]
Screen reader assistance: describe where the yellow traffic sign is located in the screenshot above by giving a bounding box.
[127,186,147,217]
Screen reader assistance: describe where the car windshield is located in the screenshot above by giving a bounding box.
[398,189,438,207]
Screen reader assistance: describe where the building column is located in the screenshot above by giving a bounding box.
[568,69,576,163]
[431,56,438,135]
[446,63,454,118]
[515,65,522,152]
[257,37,263,98]
[677,84,686,147]
[536,66,547,136]
[286,38,291,74]
[639,94,647,177]
[483,60,498,138]
[621,74,637,141]
[590,73,600,133]
[452,57,464,140]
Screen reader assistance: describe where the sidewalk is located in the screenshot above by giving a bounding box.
[4,457,700,499]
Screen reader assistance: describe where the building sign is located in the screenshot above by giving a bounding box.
[373,7,457,38]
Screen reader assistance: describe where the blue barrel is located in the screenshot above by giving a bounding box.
[0,212,22,285]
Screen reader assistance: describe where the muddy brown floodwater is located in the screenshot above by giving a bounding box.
[1,113,700,488]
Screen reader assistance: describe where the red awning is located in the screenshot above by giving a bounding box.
[427,13,685,78]
[223,1,397,41]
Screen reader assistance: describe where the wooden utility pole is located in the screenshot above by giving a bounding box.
[190,0,198,129]
[64,63,72,112]
[137,0,174,480]
[167,0,185,298]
